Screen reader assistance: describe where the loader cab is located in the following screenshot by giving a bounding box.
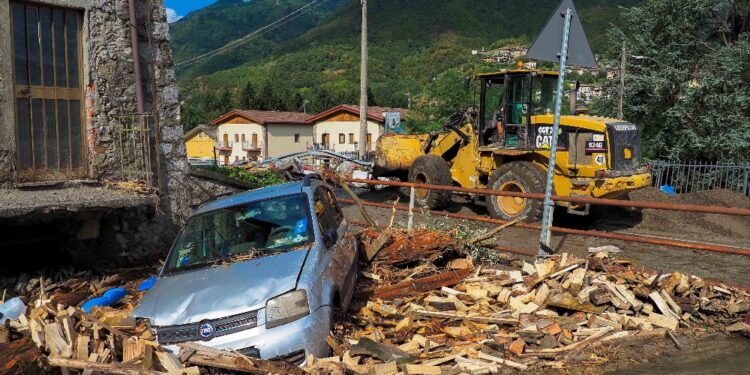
[477,70,560,148]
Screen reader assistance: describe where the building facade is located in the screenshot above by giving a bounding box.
[309,105,408,153]
[184,125,217,163]
[210,109,313,165]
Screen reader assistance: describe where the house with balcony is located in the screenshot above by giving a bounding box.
[308,105,409,154]
[210,109,313,165]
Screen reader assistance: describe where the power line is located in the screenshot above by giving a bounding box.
[175,0,328,70]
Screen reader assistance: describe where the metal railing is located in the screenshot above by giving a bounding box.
[338,177,750,257]
[114,113,155,187]
[241,141,261,150]
[216,141,233,149]
[651,160,750,196]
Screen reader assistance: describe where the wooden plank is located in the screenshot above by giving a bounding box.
[403,364,441,375]
[412,309,518,325]
[47,357,165,375]
[154,351,183,372]
[74,335,90,361]
[649,291,680,320]
[526,326,614,354]
[647,313,678,330]
[477,351,528,370]
[44,322,72,358]
[178,342,304,375]
[367,361,398,375]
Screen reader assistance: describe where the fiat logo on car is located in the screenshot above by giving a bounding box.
[199,322,214,339]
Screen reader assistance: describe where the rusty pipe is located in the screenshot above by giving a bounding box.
[128,0,145,114]
[338,198,750,257]
[343,178,750,217]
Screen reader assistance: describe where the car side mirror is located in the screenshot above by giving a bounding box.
[323,227,338,248]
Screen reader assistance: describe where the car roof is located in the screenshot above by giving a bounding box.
[192,181,305,216]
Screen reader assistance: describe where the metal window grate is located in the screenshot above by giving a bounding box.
[114,113,155,187]
[650,160,750,196]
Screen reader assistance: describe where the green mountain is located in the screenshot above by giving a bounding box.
[172,0,643,128]
[170,0,348,77]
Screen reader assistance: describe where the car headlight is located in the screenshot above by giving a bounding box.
[265,289,310,329]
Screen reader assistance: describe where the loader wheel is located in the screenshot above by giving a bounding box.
[408,155,453,210]
[487,161,547,222]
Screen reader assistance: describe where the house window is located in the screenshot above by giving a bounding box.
[339,133,345,144]
[241,134,246,143]
[349,133,354,144]
[294,134,300,143]
[234,134,239,143]
[235,156,239,161]
[11,2,86,181]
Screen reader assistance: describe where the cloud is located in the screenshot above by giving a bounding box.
[166,8,183,23]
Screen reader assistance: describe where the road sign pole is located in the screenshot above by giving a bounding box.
[538,7,572,257]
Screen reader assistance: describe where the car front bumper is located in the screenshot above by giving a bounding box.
[163,305,332,364]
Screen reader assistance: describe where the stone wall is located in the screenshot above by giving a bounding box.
[0,0,248,265]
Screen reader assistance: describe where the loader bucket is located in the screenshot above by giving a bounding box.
[372,134,429,177]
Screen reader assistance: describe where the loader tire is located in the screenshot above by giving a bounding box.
[408,155,453,210]
[487,161,548,222]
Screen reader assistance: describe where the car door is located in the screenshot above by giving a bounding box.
[313,185,357,308]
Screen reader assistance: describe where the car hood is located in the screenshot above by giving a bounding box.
[134,248,309,326]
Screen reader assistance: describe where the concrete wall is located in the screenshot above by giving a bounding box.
[314,119,382,152]
[216,122,264,164]
[267,124,313,157]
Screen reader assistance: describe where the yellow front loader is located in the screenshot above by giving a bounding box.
[373,70,652,222]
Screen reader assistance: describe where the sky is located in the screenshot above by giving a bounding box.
[164,0,217,23]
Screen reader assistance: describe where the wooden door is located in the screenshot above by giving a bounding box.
[11,2,86,182]
[252,133,258,148]
[223,133,229,147]
[322,133,330,148]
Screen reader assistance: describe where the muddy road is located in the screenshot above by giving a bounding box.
[339,187,750,287]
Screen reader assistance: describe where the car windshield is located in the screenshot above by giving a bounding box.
[163,194,313,274]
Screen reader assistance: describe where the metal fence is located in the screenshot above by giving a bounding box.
[650,161,750,196]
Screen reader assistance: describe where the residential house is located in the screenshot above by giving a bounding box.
[184,125,217,164]
[308,105,409,153]
[210,109,313,165]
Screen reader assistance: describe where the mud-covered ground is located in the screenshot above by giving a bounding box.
[339,186,750,287]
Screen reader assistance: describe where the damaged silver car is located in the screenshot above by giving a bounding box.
[134,174,359,365]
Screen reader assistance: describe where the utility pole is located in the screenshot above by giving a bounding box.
[618,41,625,119]
[358,0,369,159]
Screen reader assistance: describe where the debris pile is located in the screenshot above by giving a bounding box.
[305,231,750,374]
[1,227,748,374]
[0,272,305,374]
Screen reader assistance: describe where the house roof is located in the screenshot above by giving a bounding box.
[184,124,217,141]
[210,109,313,126]
[307,104,409,123]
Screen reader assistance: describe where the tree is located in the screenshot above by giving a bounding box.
[592,0,750,162]
[240,82,257,109]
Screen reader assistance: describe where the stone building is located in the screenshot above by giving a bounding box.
[0,0,227,270]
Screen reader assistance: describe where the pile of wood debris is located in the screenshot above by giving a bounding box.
[2,227,748,375]
[304,230,750,374]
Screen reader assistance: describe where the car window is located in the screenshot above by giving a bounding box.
[323,187,343,224]
[163,194,313,274]
[314,187,338,234]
